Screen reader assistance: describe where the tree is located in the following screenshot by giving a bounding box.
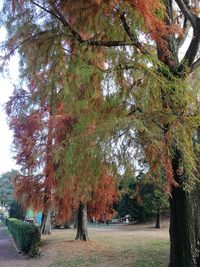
[9,200,25,220]
[0,170,25,220]
[0,170,19,205]
[116,180,169,224]
[1,1,200,265]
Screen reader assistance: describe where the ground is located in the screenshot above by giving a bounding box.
[1,220,169,267]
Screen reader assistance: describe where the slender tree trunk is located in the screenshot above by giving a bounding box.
[169,154,200,267]
[40,186,51,235]
[73,209,78,229]
[40,209,51,235]
[155,208,161,229]
[75,202,89,241]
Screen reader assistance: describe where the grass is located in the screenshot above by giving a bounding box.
[133,240,169,267]
[40,221,170,267]
[50,256,99,267]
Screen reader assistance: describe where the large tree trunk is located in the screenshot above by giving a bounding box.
[169,186,200,267]
[155,208,161,229]
[40,209,51,235]
[169,154,200,267]
[75,203,89,241]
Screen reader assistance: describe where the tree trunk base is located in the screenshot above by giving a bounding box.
[155,209,161,229]
[169,186,200,267]
[75,203,89,241]
[40,211,51,235]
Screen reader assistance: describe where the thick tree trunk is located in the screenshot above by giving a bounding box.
[155,208,161,229]
[75,203,89,241]
[169,155,200,267]
[40,210,51,235]
[169,186,200,267]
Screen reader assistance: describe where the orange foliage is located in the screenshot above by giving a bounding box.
[87,174,119,220]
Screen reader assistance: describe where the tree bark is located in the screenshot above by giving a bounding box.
[40,209,51,235]
[73,209,78,229]
[169,153,200,267]
[155,208,161,229]
[169,186,200,267]
[75,203,89,241]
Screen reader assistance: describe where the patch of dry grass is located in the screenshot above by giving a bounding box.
[39,221,169,267]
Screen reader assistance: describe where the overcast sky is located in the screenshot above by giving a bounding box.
[0,27,19,174]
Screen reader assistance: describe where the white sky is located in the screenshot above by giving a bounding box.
[0,28,19,174]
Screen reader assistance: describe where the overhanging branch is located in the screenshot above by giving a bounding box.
[31,1,149,51]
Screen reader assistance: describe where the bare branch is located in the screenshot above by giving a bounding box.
[175,0,196,27]
[175,0,200,71]
[179,26,200,70]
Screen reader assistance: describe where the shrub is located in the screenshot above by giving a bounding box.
[6,217,40,256]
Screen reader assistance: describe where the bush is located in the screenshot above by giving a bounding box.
[6,217,40,256]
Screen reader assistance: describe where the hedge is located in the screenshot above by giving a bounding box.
[6,217,41,256]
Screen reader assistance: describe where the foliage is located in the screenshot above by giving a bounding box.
[1,2,200,264]
[0,170,19,205]
[116,181,169,222]
[6,217,40,256]
[9,200,25,220]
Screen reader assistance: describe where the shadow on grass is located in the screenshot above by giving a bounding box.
[133,240,169,267]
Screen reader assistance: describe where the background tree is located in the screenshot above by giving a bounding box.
[0,170,19,206]
[9,200,25,220]
[116,179,169,225]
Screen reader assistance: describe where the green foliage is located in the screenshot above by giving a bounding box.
[0,170,19,205]
[116,180,169,222]
[9,200,25,220]
[1,0,200,211]
[6,217,40,256]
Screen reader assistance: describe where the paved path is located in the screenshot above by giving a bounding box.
[0,222,20,267]
[0,222,37,267]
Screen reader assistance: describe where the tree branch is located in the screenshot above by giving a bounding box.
[176,19,190,49]
[119,11,147,54]
[175,0,200,71]
[31,1,149,50]
[190,57,200,73]
[175,0,196,27]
